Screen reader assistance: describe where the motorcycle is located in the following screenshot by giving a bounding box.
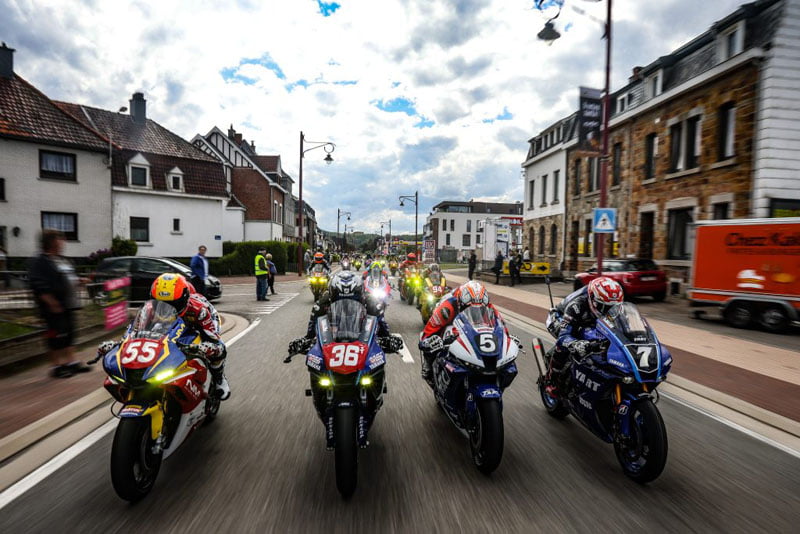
[353,258,363,271]
[399,267,423,306]
[308,265,329,301]
[92,300,221,501]
[535,301,672,483]
[424,305,520,474]
[419,272,447,325]
[388,260,398,276]
[364,264,392,310]
[287,299,401,498]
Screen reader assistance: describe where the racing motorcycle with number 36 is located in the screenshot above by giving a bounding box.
[425,305,520,474]
[535,301,672,483]
[91,300,222,501]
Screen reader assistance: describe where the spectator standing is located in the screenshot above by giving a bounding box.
[254,247,270,301]
[190,245,209,296]
[27,230,90,378]
[523,247,530,262]
[303,249,312,274]
[266,253,277,295]
[508,254,518,287]
[468,251,477,280]
[492,250,504,285]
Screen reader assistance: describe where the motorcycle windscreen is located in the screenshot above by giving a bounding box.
[461,305,498,329]
[128,300,179,340]
[368,265,383,282]
[327,299,367,342]
[604,302,655,344]
[428,272,442,285]
[311,264,326,274]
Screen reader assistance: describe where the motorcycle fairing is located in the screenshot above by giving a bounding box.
[118,400,164,440]
[568,358,619,442]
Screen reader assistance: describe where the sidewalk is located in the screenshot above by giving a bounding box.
[445,272,800,428]
[0,312,248,462]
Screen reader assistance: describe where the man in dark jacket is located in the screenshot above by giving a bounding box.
[492,251,504,284]
[468,251,477,280]
[27,230,90,378]
[189,245,208,296]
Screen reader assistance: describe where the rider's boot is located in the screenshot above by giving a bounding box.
[544,351,568,399]
[210,363,231,400]
[421,352,434,383]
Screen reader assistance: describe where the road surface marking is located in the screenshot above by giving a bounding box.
[0,317,261,511]
[399,338,414,363]
[253,293,299,315]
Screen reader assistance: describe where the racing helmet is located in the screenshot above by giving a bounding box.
[329,271,361,300]
[150,273,192,313]
[454,280,489,309]
[407,253,416,261]
[587,277,624,317]
[428,263,441,274]
[314,252,324,263]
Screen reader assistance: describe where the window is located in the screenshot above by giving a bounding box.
[274,201,278,222]
[617,94,627,114]
[130,217,150,242]
[538,226,545,255]
[718,102,736,160]
[713,202,730,220]
[462,234,471,247]
[0,177,5,200]
[137,258,172,274]
[450,219,454,231]
[39,151,76,181]
[130,167,148,187]
[170,175,182,191]
[588,158,599,192]
[584,219,593,256]
[726,29,741,59]
[667,208,694,259]
[553,170,560,202]
[685,116,701,169]
[476,234,481,244]
[466,220,472,232]
[644,134,657,180]
[445,233,451,246]
[669,123,683,172]
[549,224,557,255]
[172,218,181,232]
[540,174,548,206]
[647,72,662,98]
[612,143,622,186]
[279,203,283,224]
[573,159,582,196]
[41,212,78,241]
[528,180,535,208]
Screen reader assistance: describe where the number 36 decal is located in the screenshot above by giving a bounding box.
[329,344,361,367]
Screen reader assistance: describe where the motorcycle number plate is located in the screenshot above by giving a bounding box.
[322,342,367,374]
[120,338,163,368]
[627,344,657,370]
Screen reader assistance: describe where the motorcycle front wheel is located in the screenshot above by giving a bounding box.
[110,417,163,502]
[334,406,358,498]
[539,380,569,419]
[613,399,668,484]
[469,398,504,475]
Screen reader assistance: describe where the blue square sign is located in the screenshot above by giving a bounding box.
[593,208,617,233]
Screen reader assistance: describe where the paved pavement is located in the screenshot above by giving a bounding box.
[1,275,799,532]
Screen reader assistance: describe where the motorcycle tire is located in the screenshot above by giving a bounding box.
[110,417,163,502]
[613,399,668,484]
[469,398,504,475]
[539,380,569,419]
[334,406,358,498]
[406,292,415,306]
[203,392,221,424]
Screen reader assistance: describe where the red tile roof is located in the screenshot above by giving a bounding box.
[250,155,280,174]
[0,74,107,151]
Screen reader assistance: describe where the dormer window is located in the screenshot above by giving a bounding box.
[127,153,151,188]
[617,94,628,113]
[646,71,662,99]
[167,167,184,192]
[718,21,744,62]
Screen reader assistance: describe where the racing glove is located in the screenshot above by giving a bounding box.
[419,335,444,353]
[96,340,117,356]
[379,335,404,354]
[568,339,608,358]
[509,334,524,350]
[289,337,315,355]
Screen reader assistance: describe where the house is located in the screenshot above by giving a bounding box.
[0,44,112,259]
[248,154,296,242]
[564,0,800,288]
[58,94,229,257]
[521,113,577,275]
[424,201,523,262]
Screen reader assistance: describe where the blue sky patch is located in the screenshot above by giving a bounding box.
[374,97,417,116]
[482,107,513,124]
[333,80,358,85]
[317,1,341,16]
[221,53,285,84]
[414,117,435,128]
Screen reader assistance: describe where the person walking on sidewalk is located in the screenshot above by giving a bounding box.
[266,253,277,295]
[27,230,90,378]
[255,247,270,301]
[508,253,519,287]
[190,245,209,297]
[492,250,504,284]
[468,250,477,280]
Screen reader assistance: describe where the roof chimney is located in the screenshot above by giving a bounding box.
[630,66,643,82]
[130,92,146,124]
[234,133,243,145]
[250,140,256,152]
[0,42,15,79]
[228,124,236,139]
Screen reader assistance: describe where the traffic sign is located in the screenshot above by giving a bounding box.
[593,208,616,233]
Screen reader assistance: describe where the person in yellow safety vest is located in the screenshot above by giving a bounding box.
[255,247,270,302]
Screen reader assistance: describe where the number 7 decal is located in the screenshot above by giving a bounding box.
[636,346,653,368]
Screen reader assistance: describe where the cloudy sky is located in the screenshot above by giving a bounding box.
[4,0,746,234]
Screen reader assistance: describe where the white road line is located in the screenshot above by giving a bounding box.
[399,337,415,363]
[0,317,260,511]
[254,293,299,315]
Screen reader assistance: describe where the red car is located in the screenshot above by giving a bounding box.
[574,259,667,301]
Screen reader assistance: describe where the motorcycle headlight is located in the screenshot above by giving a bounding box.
[319,377,332,387]
[147,369,176,383]
[360,375,373,386]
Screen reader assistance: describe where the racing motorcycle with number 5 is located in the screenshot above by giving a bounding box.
[91,300,221,501]
[535,301,672,483]
[425,305,520,474]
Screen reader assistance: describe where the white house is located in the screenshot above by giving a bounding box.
[0,44,112,259]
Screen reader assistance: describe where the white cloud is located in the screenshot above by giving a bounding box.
[3,0,745,234]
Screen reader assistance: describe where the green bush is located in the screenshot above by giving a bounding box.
[111,236,137,257]
[209,241,289,275]
[222,241,237,256]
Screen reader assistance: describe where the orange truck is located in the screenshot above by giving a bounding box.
[688,218,800,333]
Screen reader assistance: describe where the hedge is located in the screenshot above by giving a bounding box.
[209,241,296,276]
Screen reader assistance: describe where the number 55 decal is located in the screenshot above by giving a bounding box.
[121,340,160,364]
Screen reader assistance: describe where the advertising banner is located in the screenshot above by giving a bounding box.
[578,87,603,152]
[101,276,130,330]
[423,240,436,263]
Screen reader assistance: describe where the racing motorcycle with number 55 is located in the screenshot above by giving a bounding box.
[91,300,221,501]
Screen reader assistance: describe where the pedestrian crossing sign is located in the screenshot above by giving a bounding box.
[593,208,616,233]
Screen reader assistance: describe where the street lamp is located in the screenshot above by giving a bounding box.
[537,0,612,275]
[298,131,335,275]
[399,191,419,259]
[380,219,392,254]
[337,208,351,251]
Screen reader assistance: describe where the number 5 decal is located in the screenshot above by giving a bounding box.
[636,346,653,369]
[478,333,496,353]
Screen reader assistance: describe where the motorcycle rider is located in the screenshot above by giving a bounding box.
[97,273,231,399]
[418,263,446,309]
[399,252,418,271]
[310,251,332,275]
[289,270,402,355]
[418,280,509,381]
[544,276,623,396]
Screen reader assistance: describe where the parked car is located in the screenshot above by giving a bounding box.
[574,259,667,301]
[91,256,222,302]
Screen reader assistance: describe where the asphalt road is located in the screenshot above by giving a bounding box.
[1,277,799,533]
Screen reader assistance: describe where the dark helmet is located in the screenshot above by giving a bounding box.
[329,271,361,300]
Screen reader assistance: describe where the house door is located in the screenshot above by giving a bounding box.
[639,212,654,259]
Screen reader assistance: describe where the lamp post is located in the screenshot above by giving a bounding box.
[337,208,351,251]
[380,220,392,255]
[399,191,419,259]
[537,0,612,275]
[298,131,335,275]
